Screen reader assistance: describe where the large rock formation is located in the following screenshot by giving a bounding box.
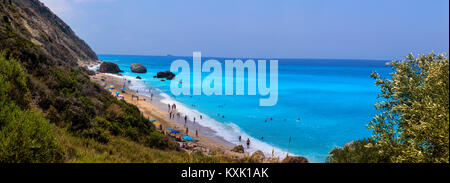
[98,62,123,73]
[251,150,266,162]
[281,156,309,163]
[131,64,147,73]
[156,71,175,80]
[231,145,245,153]
[0,0,98,66]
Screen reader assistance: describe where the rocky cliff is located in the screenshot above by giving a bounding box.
[0,0,98,66]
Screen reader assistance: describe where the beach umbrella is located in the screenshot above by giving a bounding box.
[153,122,161,126]
[183,136,194,141]
[170,130,180,134]
[167,128,174,131]
[150,120,157,123]
[122,88,127,90]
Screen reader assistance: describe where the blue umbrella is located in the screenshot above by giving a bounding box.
[167,128,174,131]
[183,136,194,141]
[170,130,180,134]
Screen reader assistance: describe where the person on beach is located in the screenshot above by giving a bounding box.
[239,136,242,142]
[193,117,196,124]
[196,130,198,137]
[184,116,187,126]
[177,113,181,119]
[168,104,171,112]
[246,138,251,149]
[186,128,189,135]
[150,93,153,101]
[200,115,203,120]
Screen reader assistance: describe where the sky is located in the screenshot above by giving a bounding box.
[39,0,449,60]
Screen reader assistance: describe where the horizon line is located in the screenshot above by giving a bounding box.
[96,53,393,62]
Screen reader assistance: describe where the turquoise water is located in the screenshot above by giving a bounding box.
[98,55,391,162]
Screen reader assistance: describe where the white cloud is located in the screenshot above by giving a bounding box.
[39,0,118,17]
[39,0,72,16]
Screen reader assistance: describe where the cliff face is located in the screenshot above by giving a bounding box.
[0,0,98,65]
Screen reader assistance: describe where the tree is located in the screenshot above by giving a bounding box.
[368,53,449,163]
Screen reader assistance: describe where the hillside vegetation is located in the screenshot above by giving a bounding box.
[0,0,237,163]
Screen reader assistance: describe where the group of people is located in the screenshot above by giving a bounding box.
[167,103,204,138]
[238,136,252,149]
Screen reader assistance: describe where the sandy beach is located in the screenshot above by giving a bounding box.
[90,72,249,159]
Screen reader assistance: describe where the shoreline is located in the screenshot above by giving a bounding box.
[90,72,254,160]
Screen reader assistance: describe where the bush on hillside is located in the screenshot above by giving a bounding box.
[0,54,64,163]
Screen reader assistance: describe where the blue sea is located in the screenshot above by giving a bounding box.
[98,55,391,162]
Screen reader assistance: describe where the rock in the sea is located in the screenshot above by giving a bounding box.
[156,71,175,80]
[131,64,147,73]
[231,145,245,153]
[136,76,142,79]
[281,156,309,163]
[251,150,265,162]
[98,62,123,73]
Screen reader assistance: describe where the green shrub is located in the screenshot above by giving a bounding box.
[0,52,30,108]
[369,53,449,163]
[327,53,449,163]
[0,101,64,163]
[0,54,64,163]
[326,138,390,163]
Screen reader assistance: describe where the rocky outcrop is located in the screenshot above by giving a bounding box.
[0,0,98,66]
[82,67,96,76]
[131,64,147,73]
[251,150,265,162]
[98,62,123,73]
[156,71,175,80]
[345,141,356,149]
[282,156,309,163]
[231,145,245,153]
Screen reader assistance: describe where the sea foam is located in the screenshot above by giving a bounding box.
[157,92,294,158]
